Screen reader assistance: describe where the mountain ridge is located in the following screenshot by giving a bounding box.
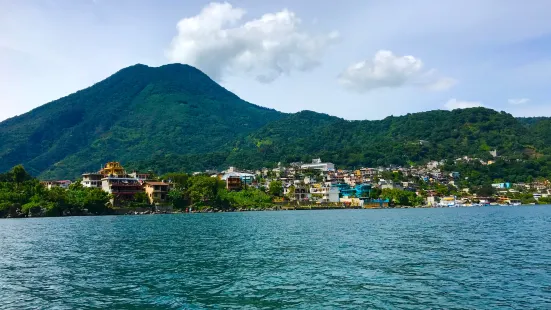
[1,63,549,179]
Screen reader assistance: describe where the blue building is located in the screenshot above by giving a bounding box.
[333,183,372,198]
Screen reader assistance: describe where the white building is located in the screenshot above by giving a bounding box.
[301,158,335,172]
[81,173,103,188]
[310,185,340,202]
[284,183,310,201]
[42,180,72,190]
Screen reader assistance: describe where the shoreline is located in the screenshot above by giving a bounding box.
[1,204,544,219]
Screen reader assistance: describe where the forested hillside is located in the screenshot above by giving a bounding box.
[0,64,281,178]
[1,63,550,179]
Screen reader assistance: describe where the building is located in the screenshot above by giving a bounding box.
[41,180,72,190]
[333,183,356,197]
[92,162,143,205]
[340,197,364,207]
[220,172,255,186]
[143,181,172,204]
[426,196,436,206]
[100,162,126,176]
[492,183,511,189]
[102,176,143,206]
[310,184,340,202]
[354,184,372,198]
[301,158,335,172]
[380,181,403,190]
[438,196,456,207]
[81,173,103,188]
[226,176,242,191]
[129,171,151,182]
[284,183,310,201]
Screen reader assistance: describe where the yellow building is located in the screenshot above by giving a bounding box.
[100,162,126,176]
[143,181,172,204]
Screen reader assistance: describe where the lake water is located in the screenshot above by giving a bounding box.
[1,207,551,309]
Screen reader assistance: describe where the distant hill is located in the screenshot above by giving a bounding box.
[1,64,549,178]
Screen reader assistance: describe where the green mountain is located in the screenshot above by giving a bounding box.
[1,63,549,179]
[0,64,282,178]
[224,108,536,169]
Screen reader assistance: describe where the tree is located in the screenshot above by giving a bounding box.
[477,184,496,197]
[11,165,31,184]
[134,192,149,204]
[286,185,296,200]
[188,175,223,205]
[369,187,382,199]
[85,189,110,214]
[268,180,283,197]
[168,188,188,209]
[380,188,422,206]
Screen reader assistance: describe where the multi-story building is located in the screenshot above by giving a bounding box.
[129,171,151,182]
[143,181,172,204]
[220,171,255,186]
[226,176,242,191]
[310,184,340,202]
[102,176,143,206]
[81,173,103,188]
[301,158,335,172]
[284,183,310,201]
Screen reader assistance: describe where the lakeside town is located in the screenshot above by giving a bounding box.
[35,152,551,215]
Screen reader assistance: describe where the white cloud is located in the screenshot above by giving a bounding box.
[166,2,339,82]
[338,50,455,92]
[444,98,484,110]
[508,98,530,105]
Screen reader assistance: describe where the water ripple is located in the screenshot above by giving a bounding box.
[1,207,551,309]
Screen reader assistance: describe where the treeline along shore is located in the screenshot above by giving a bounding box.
[2,158,551,218]
[0,165,357,218]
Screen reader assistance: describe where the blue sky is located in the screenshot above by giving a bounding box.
[1,0,551,121]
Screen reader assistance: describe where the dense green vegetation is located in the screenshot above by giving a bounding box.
[441,157,551,185]
[1,63,551,179]
[163,173,273,211]
[0,166,279,217]
[226,108,536,169]
[129,108,551,177]
[0,64,281,179]
[0,165,111,217]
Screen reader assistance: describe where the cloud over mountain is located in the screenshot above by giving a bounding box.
[166,2,339,83]
[338,50,456,92]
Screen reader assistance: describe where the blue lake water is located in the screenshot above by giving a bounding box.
[1,207,551,309]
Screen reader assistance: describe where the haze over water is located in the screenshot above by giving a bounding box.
[1,207,550,309]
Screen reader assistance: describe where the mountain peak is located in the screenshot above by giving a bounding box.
[0,63,548,179]
[0,63,283,178]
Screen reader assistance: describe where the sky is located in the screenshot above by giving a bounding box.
[1,0,551,122]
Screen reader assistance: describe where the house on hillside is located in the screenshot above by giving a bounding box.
[301,158,335,172]
[143,181,172,204]
[41,180,72,190]
[310,184,339,202]
[81,173,103,188]
[225,176,242,191]
[102,176,143,206]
